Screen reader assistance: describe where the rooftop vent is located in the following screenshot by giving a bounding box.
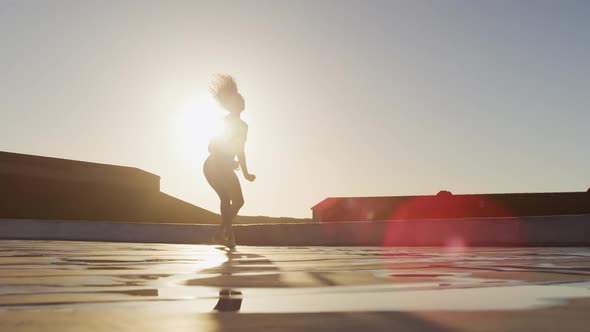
[436,190,453,198]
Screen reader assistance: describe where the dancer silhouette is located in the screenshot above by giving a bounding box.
[204,75,255,248]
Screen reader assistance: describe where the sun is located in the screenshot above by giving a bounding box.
[174,94,225,164]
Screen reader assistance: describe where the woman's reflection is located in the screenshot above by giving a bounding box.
[213,288,243,312]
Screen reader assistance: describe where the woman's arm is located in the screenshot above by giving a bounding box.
[237,149,255,182]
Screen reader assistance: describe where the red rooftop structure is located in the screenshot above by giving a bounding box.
[311,190,590,222]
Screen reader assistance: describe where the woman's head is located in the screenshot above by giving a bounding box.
[210,74,245,114]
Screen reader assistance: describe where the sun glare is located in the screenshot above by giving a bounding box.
[192,246,229,271]
[174,95,224,164]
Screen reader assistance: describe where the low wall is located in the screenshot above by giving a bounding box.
[1,215,589,246]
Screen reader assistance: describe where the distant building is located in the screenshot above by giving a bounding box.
[0,151,217,223]
[311,190,590,222]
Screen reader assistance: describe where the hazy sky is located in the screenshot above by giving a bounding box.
[1,1,589,218]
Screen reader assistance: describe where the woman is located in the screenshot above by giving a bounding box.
[204,75,256,248]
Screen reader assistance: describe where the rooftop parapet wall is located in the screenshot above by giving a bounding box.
[2,214,589,246]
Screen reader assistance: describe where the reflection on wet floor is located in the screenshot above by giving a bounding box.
[0,241,589,313]
[214,289,243,312]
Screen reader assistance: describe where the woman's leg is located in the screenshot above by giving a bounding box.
[226,171,244,219]
[223,171,244,246]
[204,160,232,243]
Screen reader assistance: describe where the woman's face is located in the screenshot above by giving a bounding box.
[230,94,245,114]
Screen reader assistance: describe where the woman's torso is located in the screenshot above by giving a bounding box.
[207,116,248,168]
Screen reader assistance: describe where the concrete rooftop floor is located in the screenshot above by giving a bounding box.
[0,240,589,331]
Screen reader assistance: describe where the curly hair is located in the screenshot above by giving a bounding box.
[210,74,241,110]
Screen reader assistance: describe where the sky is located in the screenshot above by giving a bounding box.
[1,1,589,218]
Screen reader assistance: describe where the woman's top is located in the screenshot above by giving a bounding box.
[208,115,248,168]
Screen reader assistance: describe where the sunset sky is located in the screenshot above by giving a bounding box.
[1,1,589,218]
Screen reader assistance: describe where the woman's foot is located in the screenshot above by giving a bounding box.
[210,229,225,245]
[224,228,236,249]
[224,239,236,249]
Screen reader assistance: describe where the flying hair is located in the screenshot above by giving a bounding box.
[210,74,240,109]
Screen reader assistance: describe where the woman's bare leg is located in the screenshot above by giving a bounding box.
[204,160,232,244]
[223,171,244,247]
[204,160,244,247]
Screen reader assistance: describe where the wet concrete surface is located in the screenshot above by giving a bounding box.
[0,240,589,331]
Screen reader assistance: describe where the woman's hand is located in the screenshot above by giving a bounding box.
[237,151,254,182]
